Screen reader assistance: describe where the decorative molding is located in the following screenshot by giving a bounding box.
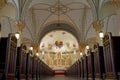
[14,21,25,33]
[93,20,103,32]
[0,0,6,9]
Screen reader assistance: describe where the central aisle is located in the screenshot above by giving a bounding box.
[40,75,79,80]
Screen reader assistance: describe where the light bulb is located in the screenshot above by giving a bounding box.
[99,31,104,38]
[80,52,83,56]
[36,52,39,56]
[29,46,33,51]
[15,32,20,39]
[86,45,89,49]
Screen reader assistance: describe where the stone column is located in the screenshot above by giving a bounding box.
[14,21,25,46]
[93,20,103,46]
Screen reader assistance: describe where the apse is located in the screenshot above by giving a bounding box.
[39,30,79,69]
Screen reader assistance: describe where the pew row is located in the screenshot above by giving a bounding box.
[93,43,105,79]
[16,44,27,80]
[87,50,95,80]
[103,32,120,80]
[0,33,17,80]
[83,55,88,80]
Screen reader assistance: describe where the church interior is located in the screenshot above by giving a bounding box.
[0,0,120,80]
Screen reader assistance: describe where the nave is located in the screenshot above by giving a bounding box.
[0,32,120,80]
[1,0,120,80]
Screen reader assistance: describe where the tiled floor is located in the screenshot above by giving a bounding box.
[40,75,80,80]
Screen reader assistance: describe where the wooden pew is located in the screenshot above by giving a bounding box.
[0,24,1,41]
[93,43,105,79]
[16,44,27,80]
[35,58,39,80]
[87,50,95,80]
[80,57,84,78]
[77,60,81,77]
[32,56,36,79]
[32,56,39,79]
[26,52,33,80]
[83,55,88,79]
[0,33,17,80]
[37,59,40,79]
[103,32,120,80]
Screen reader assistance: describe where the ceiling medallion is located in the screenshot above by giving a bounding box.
[48,0,70,15]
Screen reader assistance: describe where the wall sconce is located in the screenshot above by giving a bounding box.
[99,31,104,39]
[29,46,33,51]
[36,52,39,56]
[86,45,90,50]
[80,52,83,56]
[15,32,20,39]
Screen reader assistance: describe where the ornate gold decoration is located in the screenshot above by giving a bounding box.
[48,0,70,15]
[48,43,52,50]
[93,20,103,33]
[32,43,39,53]
[0,0,6,9]
[79,43,86,51]
[14,21,25,33]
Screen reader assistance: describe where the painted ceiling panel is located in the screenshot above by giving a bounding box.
[40,30,79,53]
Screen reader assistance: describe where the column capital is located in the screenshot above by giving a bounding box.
[79,43,86,51]
[14,21,25,33]
[0,0,7,9]
[93,20,103,33]
[32,43,39,55]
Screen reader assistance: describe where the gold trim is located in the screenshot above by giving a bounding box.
[0,0,6,9]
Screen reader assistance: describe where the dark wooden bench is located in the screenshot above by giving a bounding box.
[35,57,39,79]
[80,57,84,78]
[16,44,27,80]
[103,32,120,80]
[93,43,105,79]
[87,50,95,80]
[32,56,39,79]
[26,53,33,80]
[0,24,1,41]
[77,59,81,77]
[0,33,17,80]
[32,56,36,79]
[37,59,41,79]
[83,55,88,79]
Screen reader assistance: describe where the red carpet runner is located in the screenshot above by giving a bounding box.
[54,70,65,75]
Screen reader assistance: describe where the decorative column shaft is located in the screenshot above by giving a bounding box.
[14,21,25,46]
[15,21,25,33]
[93,20,103,45]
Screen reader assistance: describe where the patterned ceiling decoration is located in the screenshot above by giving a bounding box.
[48,0,70,15]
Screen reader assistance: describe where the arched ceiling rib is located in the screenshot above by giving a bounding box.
[38,23,80,44]
[29,0,90,9]
[24,0,93,44]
